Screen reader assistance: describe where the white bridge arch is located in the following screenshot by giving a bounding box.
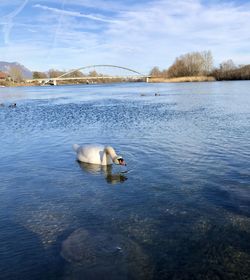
[57,64,145,79]
[32,64,150,85]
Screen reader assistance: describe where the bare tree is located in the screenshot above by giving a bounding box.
[202,50,213,74]
[33,71,48,79]
[219,59,236,72]
[167,58,188,78]
[9,66,24,82]
[88,70,99,77]
[149,66,162,77]
[167,51,214,77]
[211,60,250,80]
[48,69,65,78]
[67,70,84,78]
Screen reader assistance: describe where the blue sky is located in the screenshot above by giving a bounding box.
[0,0,250,73]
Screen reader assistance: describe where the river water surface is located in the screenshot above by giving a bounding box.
[0,82,250,279]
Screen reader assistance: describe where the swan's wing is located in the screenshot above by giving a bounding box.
[77,145,106,164]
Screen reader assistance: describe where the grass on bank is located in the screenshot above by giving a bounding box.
[0,76,216,87]
[149,76,216,83]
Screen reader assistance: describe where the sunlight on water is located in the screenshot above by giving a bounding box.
[0,82,249,279]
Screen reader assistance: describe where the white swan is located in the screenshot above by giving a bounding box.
[72,144,126,166]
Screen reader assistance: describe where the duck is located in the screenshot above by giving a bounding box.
[8,103,16,108]
[72,144,126,166]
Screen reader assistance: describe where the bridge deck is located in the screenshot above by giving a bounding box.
[26,76,150,83]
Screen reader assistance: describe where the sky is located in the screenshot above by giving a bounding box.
[0,0,250,73]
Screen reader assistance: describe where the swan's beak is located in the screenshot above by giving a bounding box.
[118,158,126,166]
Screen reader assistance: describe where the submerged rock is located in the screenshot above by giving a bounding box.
[61,229,95,265]
[61,228,153,279]
[15,202,78,247]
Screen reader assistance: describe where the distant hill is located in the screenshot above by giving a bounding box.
[0,61,32,78]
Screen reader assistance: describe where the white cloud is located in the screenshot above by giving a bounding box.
[1,0,250,72]
[99,0,250,70]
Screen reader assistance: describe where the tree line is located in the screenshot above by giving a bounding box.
[32,50,250,82]
[32,51,250,81]
[33,69,101,79]
[149,51,250,80]
[2,50,250,83]
[211,60,250,80]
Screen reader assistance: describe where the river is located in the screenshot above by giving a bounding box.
[0,81,249,279]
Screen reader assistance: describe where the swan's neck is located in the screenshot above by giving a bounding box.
[104,146,117,162]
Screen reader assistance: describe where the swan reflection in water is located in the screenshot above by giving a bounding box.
[77,161,128,185]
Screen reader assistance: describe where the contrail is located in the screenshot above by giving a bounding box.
[2,0,29,44]
[52,0,67,52]
[46,0,67,64]
[34,3,115,23]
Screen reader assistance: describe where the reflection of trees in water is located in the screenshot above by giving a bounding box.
[77,161,127,185]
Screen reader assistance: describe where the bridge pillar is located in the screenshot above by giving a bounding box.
[146,77,149,83]
[53,79,57,86]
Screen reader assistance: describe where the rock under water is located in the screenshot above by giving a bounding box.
[61,228,153,279]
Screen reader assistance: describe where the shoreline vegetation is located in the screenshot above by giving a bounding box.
[1,50,250,87]
[0,76,216,87]
[1,76,216,87]
[149,76,215,83]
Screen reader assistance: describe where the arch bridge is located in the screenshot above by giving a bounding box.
[28,65,150,85]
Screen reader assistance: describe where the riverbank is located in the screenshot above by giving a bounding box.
[149,76,216,83]
[0,81,39,87]
[0,76,216,87]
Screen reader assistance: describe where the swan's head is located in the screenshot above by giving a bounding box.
[114,156,126,166]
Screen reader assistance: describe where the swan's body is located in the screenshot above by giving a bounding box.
[73,144,126,166]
